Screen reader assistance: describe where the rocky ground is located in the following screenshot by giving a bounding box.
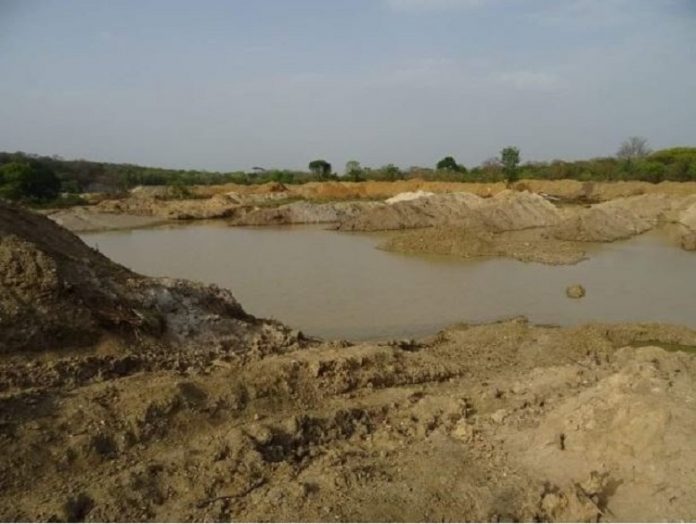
[3,201,696,522]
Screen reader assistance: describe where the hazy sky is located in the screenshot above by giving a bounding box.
[1,0,695,171]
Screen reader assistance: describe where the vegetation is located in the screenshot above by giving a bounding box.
[435,156,466,173]
[0,138,695,206]
[308,159,332,179]
[617,136,651,160]
[0,161,61,202]
[500,147,521,186]
[344,160,365,181]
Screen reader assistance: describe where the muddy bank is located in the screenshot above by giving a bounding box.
[2,202,696,521]
[382,227,587,265]
[46,208,168,233]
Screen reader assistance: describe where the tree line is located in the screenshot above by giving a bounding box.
[1,138,695,204]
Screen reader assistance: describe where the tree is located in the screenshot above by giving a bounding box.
[0,161,60,201]
[436,156,460,172]
[344,160,364,181]
[381,164,402,181]
[308,159,332,179]
[500,147,521,185]
[617,136,651,160]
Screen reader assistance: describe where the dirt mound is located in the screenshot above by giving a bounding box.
[338,191,562,232]
[385,190,435,204]
[337,193,484,231]
[478,190,564,231]
[95,193,243,220]
[552,194,677,242]
[233,201,381,226]
[0,202,292,354]
[2,315,696,521]
[509,345,696,521]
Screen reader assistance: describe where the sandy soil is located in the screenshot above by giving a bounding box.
[2,202,696,522]
[382,227,587,265]
[46,209,169,233]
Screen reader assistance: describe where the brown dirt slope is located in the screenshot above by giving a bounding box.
[0,202,296,354]
[233,201,381,226]
[337,191,562,233]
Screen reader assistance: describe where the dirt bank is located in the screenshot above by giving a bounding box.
[192,179,696,203]
[46,208,168,233]
[0,202,300,355]
[551,193,691,243]
[337,191,564,232]
[3,203,696,522]
[382,227,587,265]
[232,200,381,226]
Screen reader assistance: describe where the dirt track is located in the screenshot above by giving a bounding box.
[2,201,696,522]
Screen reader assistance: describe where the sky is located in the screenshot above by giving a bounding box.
[1,0,695,172]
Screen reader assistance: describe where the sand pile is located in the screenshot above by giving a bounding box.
[477,190,564,231]
[552,194,676,242]
[510,344,696,520]
[337,191,562,232]
[385,190,435,204]
[232,201,381,226]
[94,193,243,220]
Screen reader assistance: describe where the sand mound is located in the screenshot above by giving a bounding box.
[233,200,381,226]
[338,191,562,232]
[552,194,676,242]
[385,190,435,204]
[510,345,696,520]
[478,190,564,231]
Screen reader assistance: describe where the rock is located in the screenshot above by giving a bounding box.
[566,284,586,299]
[681,231,696,251]
[490,409,508,424]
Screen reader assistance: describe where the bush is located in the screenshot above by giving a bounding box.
[0,162,61,202]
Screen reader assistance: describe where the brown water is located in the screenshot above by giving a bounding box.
[81,224,696,340]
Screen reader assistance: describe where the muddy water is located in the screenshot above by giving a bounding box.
[81,224,696,340]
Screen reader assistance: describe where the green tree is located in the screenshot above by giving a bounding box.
[436,156,460,172]
[344,160,364,181]
[382,164,402,181]
[308,159,332,179]
[500,147,521,186]
[0,161,60,201]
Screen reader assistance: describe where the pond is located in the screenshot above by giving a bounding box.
[81,223,696,340]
